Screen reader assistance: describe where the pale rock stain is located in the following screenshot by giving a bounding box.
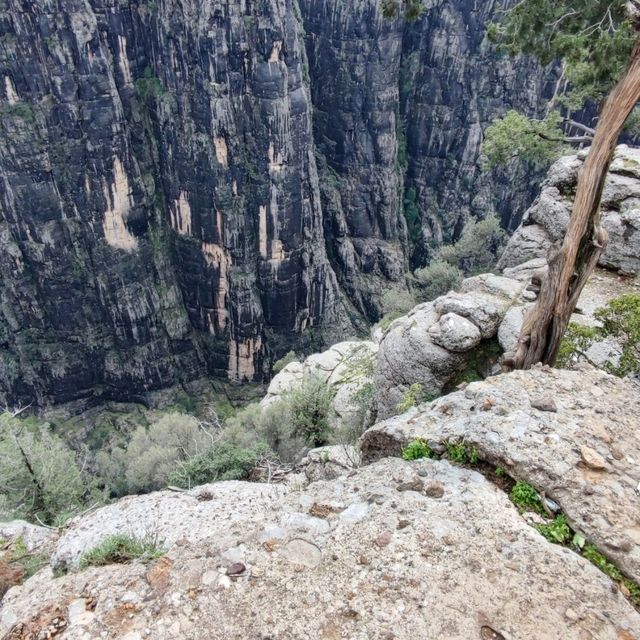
[201,241,230,332]
[118,36,133,86]
[259,205,268,259]
[228,336,262,382]
[268,142,284,173]
[102,158,138,251]
[269,40,283,63]
[171,192,192,236]
[214,136,228,168]
[4,76,18,104]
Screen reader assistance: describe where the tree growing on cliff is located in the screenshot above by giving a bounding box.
[0,412,84,525]
[485,1,640,368]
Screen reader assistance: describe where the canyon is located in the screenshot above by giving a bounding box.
[0,0,552,408]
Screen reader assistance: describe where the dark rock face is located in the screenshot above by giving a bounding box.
[0,0,551,407]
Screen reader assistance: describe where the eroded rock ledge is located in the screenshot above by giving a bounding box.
[2,457,640,639]
[362,365,640,585]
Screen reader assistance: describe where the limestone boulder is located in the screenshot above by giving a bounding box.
[500,145,640,275]
[428,312,482,352]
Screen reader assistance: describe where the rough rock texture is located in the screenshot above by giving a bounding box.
[373,273,525,420]
[261,340,377,433]
[362,366,640,584]
[0,0,552,407]
[499,145,640,275]
[298,444,361,482]
[3,458,640,639]
[0,520,58,556]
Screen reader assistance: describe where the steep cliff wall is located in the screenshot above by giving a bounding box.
[0,0,551,407]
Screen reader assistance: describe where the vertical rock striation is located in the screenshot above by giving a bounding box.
[0,0,552,407]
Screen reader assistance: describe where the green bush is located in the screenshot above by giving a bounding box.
[169,441,271,488]
[396,383,435,413]
[273,350,298,374]
[380,286,416,321]
[119,413,215,494]
[557,294,640,376]
[595,294,640,376]
[79,534,164,568]
[536,514,571,544]
[582,544,640,605]
[402,439,435,461]
[414,260,464,301]
[0,413,85,525]
[556,322,597,368]
[286,375,335,448]
[444,439,479,465]
[223,376,336,462]
[437,216,506,276]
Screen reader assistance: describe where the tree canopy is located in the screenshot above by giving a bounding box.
[485,1,640,167]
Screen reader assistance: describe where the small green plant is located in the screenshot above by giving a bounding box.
[380,286,416,323]
[79,534,164,569]
[285,375,336,448]
[2,535,48,580]
[444,439,479,465]
[596,294,640,377]
[413,260,464,302]
[134,67,165,101]
[402,439,435,461]
[495,466,506,478]
[509,480,546,516]
[582,544,640,607]
[556,322,598,368]
[536,515,571,544]
[396,383,428,413]
[0,102,36,123]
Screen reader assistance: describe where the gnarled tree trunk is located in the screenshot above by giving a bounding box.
[506,40,640,370]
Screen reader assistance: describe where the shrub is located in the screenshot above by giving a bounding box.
[556,322,597,368]
[414,260,464,301]
[168,441,271,488]
[330,381,374,445]
[286,375,335,448]
[402,439,435,461]
[273,350,298,374]
[557,294,640,376]
[437,216,506,276]
[79,534,164,568]
[223,376,336,463]
[121,413,214,493]
[0,413,85,525]
[595,294,640,377]
[380,286,416,321]
[444,439,479,465]
[396,383,434,413]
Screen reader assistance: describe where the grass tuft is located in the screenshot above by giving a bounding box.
[79,534,164,569]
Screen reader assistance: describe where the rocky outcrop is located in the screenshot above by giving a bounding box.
[499,145,640,276]
[0,0,552,408]
[3,456,640,639]
[261,340,378,434]
[372,273,525,420]
[362,365,640,584]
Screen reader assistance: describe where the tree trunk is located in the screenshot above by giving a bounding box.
[506,41,640,370]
